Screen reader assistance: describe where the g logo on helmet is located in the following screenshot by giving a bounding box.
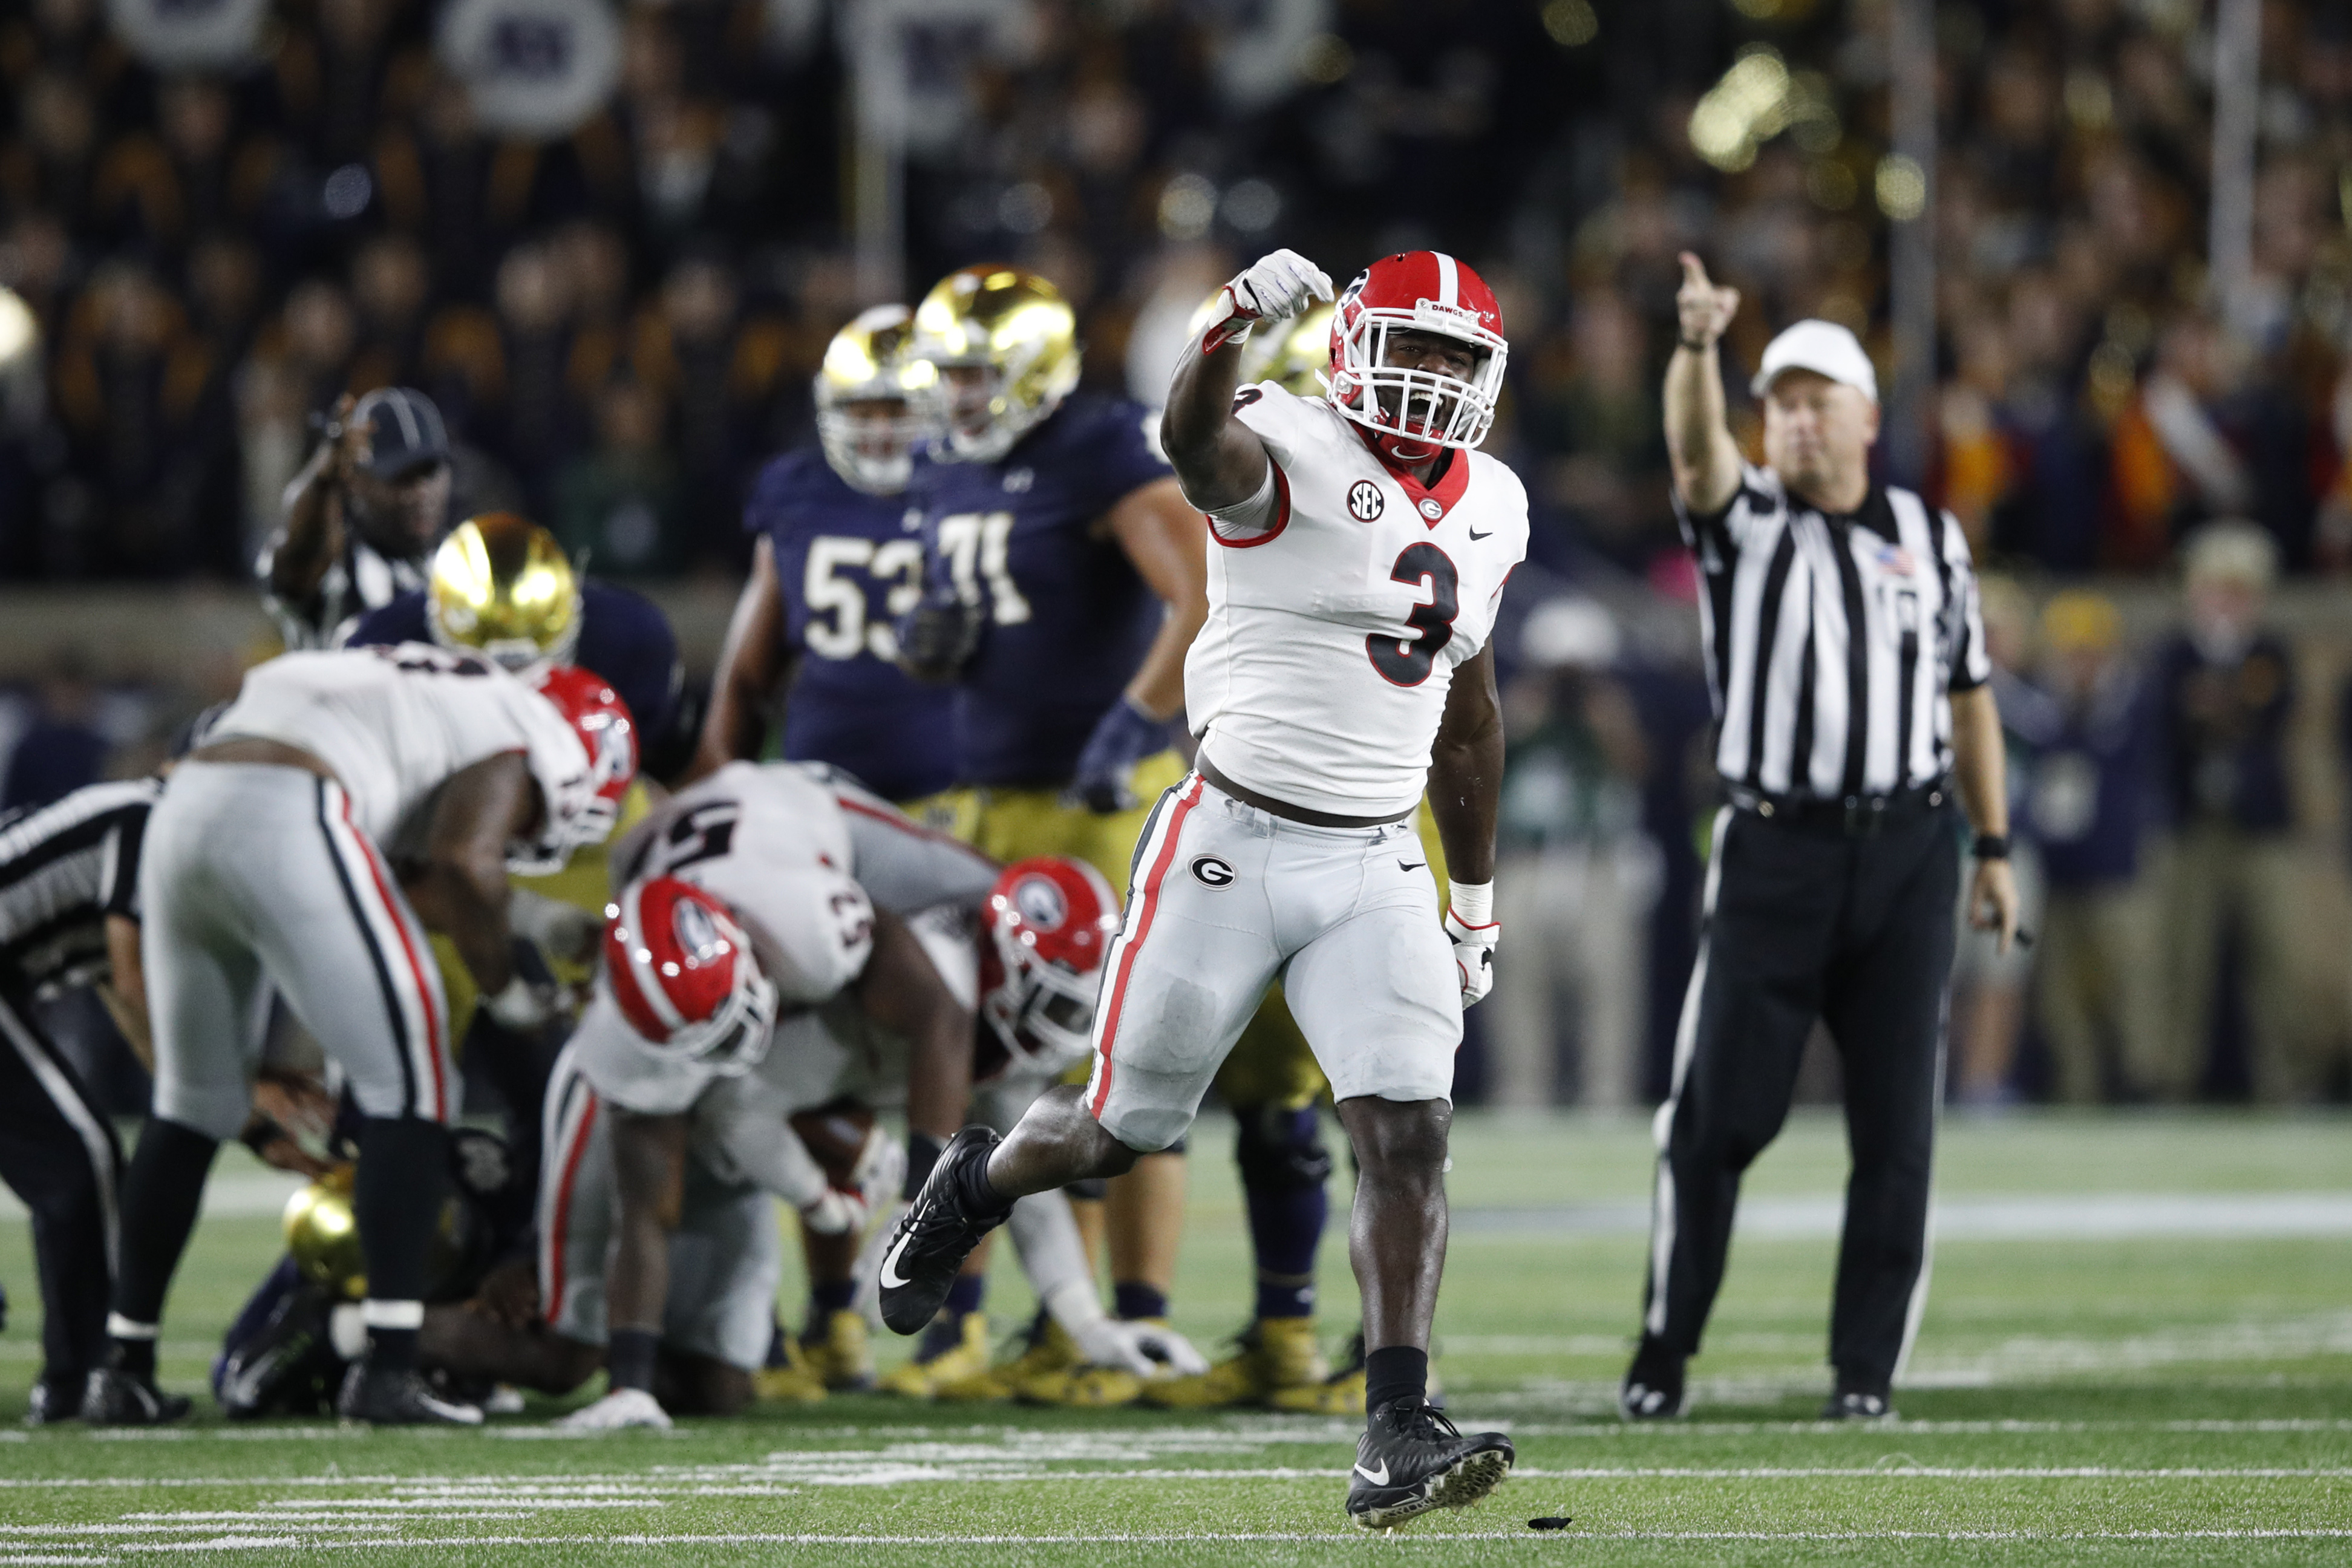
[1348,481,1385,523]
[671,896,728,967]
[1013,874,1068,931]
[1191,855,1236,888]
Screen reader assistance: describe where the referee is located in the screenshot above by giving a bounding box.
[1620,256,2020,1423]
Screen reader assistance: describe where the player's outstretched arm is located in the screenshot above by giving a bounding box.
[1429,647,1504,1007]
[691,534,792,783]
[266,391,366,604]
[851,905,975,1177]
[1428,647,1503,887]
[1161,250,1333,511]
[404,751,538,994]
[1665,252,1745,518]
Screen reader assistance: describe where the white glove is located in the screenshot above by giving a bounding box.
[1069,1316,1211,1379]
[799,1187,871,1238]
[557,1387,671,1431]
[1201,249,1334,353]
[1443,877,1499,1007]
[481,973,566,1031]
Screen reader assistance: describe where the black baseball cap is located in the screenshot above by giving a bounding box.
[351,387,451,479]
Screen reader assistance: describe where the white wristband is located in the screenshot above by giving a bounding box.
[1448,879,1495,929]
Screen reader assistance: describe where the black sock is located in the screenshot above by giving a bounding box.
[1364,1345,1429,1416]
[367,1325,419,1372]
[609,1328,660,1394]
[809,1279,857,1319]
[353,1117,450,1302]
[1113,1281,1168,1322]
[111,1118,220,1331]
[108,1334,157,1379]
[955,1146,1010,1217]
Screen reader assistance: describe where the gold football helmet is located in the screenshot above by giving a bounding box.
[428,512,583,671]
[1182,293,1333,397]
[283,1168,366,1299]
[283,1166,468,1301]
[816,303,939,495]
[913,266,1080,464]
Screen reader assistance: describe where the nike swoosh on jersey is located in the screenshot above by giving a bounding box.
[878,1228,916,1290]
[1468,528,1493,540]
[1354,1460,1391,1485]
[1399,860,1425,871]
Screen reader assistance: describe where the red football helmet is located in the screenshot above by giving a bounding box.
[603,875,777,1075]
[1327,251,1509,462]
[519,664,636,871]
[978,857,1122,1080]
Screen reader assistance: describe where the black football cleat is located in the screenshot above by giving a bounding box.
[336,1362,484,1426]
[877,1126,1012,1336]
[1821,1384,1898,1421]
[80,1368,192,1426]
[1345,1395,1514,1530]
[25,1375,83,1425]
[1619,1335,1687,1421]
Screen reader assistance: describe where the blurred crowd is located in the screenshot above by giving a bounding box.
[5,0,2352,1108]
[4,0,2351,585]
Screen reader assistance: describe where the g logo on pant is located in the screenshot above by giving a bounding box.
[1191,855,1236,889]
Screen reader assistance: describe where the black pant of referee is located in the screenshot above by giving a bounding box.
[1634,783,1959,1416]
[0,984,123,1420]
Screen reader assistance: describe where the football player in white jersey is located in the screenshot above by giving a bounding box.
[875,249,1526,1528]
[85,645,635,1427]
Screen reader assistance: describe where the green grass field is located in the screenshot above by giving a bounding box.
[4,1109,2349,1564]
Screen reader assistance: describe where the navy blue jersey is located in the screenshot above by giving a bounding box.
[347,581,685,757]
[914,394,1174,788]
[743,447,958,803]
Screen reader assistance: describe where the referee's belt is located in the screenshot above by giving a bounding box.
[1725,778,1952,838]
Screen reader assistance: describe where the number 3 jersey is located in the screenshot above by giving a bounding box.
[912,393,1174,788]
[1184,383,1529,818]
[743,448,956,803]
[204,645,592,848]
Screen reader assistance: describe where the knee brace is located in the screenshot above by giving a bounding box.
[1233,1104,1331,1191]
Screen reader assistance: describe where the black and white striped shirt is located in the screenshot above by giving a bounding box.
[1679,465,1990,800]
[0,778,160,995]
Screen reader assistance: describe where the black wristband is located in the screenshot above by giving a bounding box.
[1971,834,2011,860]
[238,1115,287,1157]
[904,1131,947,1202]
[1677,335,1713,352]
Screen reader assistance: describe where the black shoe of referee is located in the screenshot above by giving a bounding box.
[1345,1395,1514,1529]
[1619,1334,1687,1420]
[877,1126,1013,1336]
[1821,1382,1898,1421]
[80,1367,192,1426]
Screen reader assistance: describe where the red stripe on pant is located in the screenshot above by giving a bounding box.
[1088,775,1205,1118]
[542,1089,599,1326]
[337,791,448,1120]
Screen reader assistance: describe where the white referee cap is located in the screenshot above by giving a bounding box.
[1751,319,1878,404]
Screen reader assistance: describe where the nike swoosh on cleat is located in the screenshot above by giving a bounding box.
[1468,528,1492,540]
[878,1230,915,1290]
[1353,1460,1390,1486]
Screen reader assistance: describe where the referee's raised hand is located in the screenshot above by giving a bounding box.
[1675,253,1740,351]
